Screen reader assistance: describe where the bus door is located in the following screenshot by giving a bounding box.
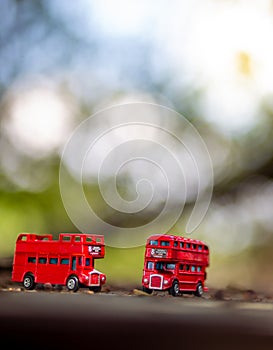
[71,256,77,271]
[70,255,83,274]
[36,255,48,283]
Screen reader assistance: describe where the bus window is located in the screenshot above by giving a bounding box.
[149,240,158,246]
[174,241,178,247]
[38,257,47,264]
[180,242,184,248]
[186,243,191,249]
[191,266,196,272]
[72,257,76,271]
[78,257,82,266]
[198,245,203,251]
[85,258,91,266]
[192,244,197,250]
[179,264,184,271]
[28,257,36,263]
[49,258,58,264]
[166,263,176,270]
[197,266,201,272]
[147,261,154,270]
[160,241,170,246]
[155,262,165,270]
[61,258,69,265]
[185,264,190,271]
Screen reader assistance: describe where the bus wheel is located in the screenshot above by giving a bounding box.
[169,280,179,297]
[66,276,79,292]
[142,286,153,294]
[23,274,36,290]
[195,282,204,297]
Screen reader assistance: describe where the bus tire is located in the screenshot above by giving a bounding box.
[195,282,203,297]
[23,273,36,290]
[66,275,79,292]
[142,286,153,294]
[169,280,179,297]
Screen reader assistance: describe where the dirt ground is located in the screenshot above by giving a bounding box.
[1,258,273,304]
[1,265,273,302]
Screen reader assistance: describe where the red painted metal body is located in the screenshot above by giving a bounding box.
[142,234,209,296]
[12,233,106,292]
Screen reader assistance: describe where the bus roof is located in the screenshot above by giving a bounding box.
[146,234,208,247]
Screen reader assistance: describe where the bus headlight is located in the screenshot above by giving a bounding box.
[143,278,149,284]
[163,279,169,285]
[101,275,106,282]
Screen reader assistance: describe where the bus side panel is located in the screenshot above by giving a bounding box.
[35,260,71,285]
[178,271,194,291]
[178,271,202,291]
[12,252,36,282]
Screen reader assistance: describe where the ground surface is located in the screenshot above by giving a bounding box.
[1,268,273,350]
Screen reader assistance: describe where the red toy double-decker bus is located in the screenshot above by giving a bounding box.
[142,234,209,296]
[12,232,106,292]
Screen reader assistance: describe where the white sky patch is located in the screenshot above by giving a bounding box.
[155,0,273,134]
[5,87,72,158]
[91,0,156,37]
[90,0,273,134]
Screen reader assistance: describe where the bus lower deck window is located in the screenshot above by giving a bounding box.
[49,258,58,264]
[61,258,69,265]
[38,257,47,264]
[147,261,154,270]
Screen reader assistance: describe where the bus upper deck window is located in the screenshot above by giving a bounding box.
[149,240,158,246]
[160,241,170,246]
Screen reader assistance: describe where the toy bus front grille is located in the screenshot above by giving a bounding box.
[150,275,163,289]
[90,273,100,286]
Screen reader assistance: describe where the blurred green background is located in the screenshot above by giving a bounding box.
[1,0,273,292]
